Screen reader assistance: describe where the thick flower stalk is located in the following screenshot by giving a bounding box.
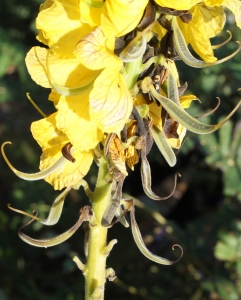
[2,0,241,299]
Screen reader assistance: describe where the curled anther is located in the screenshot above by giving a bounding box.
[137,1,156,31]
[62,142,75,163]
[212,31,232,50]
[195,97,221,119]
[1,141,66,180]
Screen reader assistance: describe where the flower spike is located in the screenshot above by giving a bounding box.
[172,17,241,68]
[1,141,66,180]
[18,206,92,248]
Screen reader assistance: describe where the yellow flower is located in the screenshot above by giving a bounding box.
[154,0,241,63]
[31,113,94,190]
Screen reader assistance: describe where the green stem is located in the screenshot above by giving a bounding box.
[85,156,112,300]
[124,57,143,90]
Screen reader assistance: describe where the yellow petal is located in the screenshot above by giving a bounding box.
[180,94,199,108]
[31,113,68,152]
[154,0,199,10]
[152,22,166,41]
[36,0,93,58]
[40,149,93,190]
[25,46,98,89]
[167,124,186,149]
[80,0,104,27]
[31,113,93,190]
[56,93,103,151]
[89,68,133,133]
[177,4,225,62]
[204,0,224,6]
[134,94,163,130]
[74,27,122,70]
[101,0,148,37]
[223,0,241,28]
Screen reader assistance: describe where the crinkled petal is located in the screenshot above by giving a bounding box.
[180,94,199,108]
[177,4,225,62]
[74,27,122,70]
[80,0,104,27]
[101,0,148,37]
[154,0,200,10]
[89,68,133,133]
[40,148,93,190]
[36,0,93,58]
[223,0,241,28]
[31,113,68,152]
[56,93,103,151]
[25,47,98,89]
[31,113,93,190]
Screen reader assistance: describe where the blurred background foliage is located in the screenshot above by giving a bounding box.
[1,2,241,300]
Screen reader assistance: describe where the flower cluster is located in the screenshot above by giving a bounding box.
[2,0,241,298]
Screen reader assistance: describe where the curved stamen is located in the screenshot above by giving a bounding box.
[1,141,66,180]
[195,97,221,119]
[212,31,232,50]
[62,143,76,163]
[172,17,241,68]
[26,93,46,117]
[46,49,99,96]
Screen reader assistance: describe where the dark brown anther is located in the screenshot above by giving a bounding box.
[163,117,179,139]
[157,13,172,31]
[121,125,127,143]
[178,82,188,96]
[180,12,192,23]
[62,142,76,163]
[154,4,189,17]
[137,0,156,31]
[160,31,179,59]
